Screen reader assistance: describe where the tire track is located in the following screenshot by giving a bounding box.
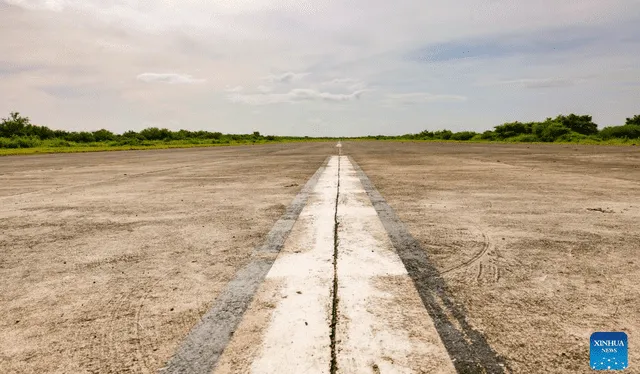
[441,232,492,275]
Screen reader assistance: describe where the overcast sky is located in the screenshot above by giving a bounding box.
[1,1,639,136]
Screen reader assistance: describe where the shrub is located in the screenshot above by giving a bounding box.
[450,131,477,141]
[480,130,497,140]
[599,125,640,140]
[65,132,95,143]
[433,130,453,140]
[533,122,572,142]
[93,129,115,142]
[139,127,172,141]
[557,132,589,142]
[415,130,434,139]
[0,137,18,148]
[115,137,141,146]
[122,130,143,139]
[0,136,41,148]
[494,121,532,139]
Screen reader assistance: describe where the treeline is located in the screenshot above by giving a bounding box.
[366,114,640,143]
[0,112,315,149]
[2,112,640,149]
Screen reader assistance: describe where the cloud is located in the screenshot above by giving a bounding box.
[136,73,205,84]
[263,72,309,84]
[323,78,358,85]
[257,85,273,93]
[225,85,244,92]
[6,0,64,11]
[386,92,467,104]
[0,62,44,76]
[229,88,366,105]
[321,77,367,90]
[491,78,577,88]
[408,34,597,63]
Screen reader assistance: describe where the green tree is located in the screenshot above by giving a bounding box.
[555,114,598,135]
[0,112,31,137]
[625,115,640,126]
[93,129,115,142]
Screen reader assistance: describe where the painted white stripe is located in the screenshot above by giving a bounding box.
[335,156,456,373]
[213,156,338,374]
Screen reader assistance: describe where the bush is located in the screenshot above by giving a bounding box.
[415,130,434,139]
[557,132,589,142]
[0,137,18,148]
[533,122,572,142]
[480,130,497,140]
[93,129,115,142]
[450,131,477,141]
[139,127,172,141]
[0,136,41,148]
[65,132,95,143]
[494,121,532,139]
[433,130,453,140]
[599,125,640,140]
[114,137,141,146]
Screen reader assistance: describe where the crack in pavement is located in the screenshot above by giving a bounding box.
[329,154,341,374]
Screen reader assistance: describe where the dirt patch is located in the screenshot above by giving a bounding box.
[346,141,640,373]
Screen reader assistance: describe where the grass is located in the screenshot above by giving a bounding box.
[1,137,637,157]
[0,138,337,156]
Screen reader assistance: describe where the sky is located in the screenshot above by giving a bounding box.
[1,0,639,136]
